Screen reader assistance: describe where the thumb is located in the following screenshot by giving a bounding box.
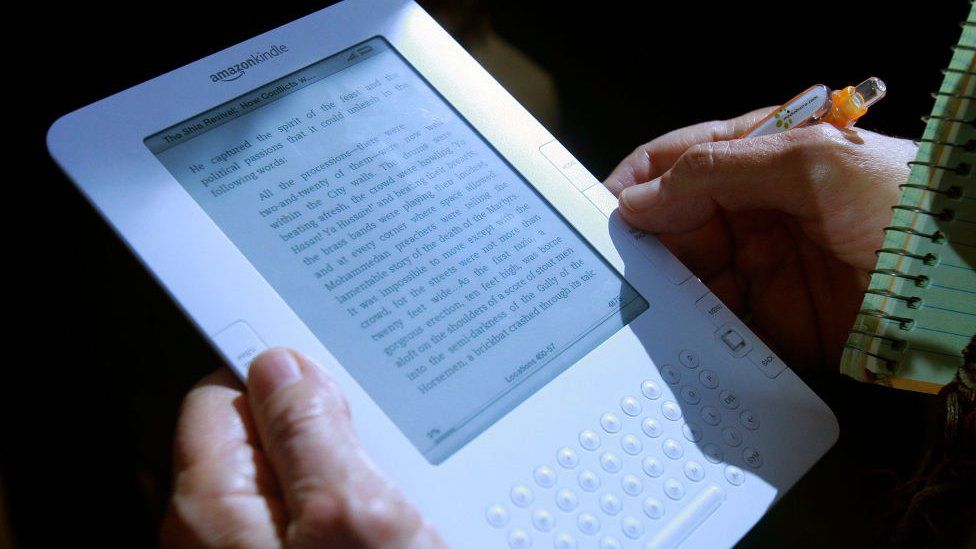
[247,348,443,548]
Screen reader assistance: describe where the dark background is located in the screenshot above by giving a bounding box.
[8,1,972,547]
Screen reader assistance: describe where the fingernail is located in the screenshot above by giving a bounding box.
[252,348,303,393]
[620,179,661,212]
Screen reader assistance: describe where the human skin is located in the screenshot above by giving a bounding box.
[163,109,916,547]
[606,107,916,371]
[161,348,446,548]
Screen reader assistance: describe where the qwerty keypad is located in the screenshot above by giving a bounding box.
[488,348,762,547]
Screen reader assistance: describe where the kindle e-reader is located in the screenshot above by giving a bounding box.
[48,2,838,546]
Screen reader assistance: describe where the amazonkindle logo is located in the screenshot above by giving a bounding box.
[210,44,290,83]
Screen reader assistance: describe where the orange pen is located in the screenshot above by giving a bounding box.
[740,77,887,138]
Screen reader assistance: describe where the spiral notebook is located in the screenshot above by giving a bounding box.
[841,8,976,394]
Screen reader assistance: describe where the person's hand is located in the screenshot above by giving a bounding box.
[605,109,917,371]
[162,348,445,548]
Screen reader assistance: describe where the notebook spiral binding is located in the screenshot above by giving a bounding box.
[892,204,955,221]
[882,225,945,243]
[898,182,963,198]
[914,136,975,152]
[864,288,922,309]
[844,26,974,371]
[868,268,930,287]
[942,67,976,76]
[906,159,972,175]
[920,114,974,125]
[842,342,898,370]
[875,247,938,264]
[855,309,916,330]
[930,90,976,101]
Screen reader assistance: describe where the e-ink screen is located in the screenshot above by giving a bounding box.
[146,37,648,463]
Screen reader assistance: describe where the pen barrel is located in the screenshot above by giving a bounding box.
[740,84,832,138]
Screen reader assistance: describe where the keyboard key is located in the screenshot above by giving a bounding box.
[748,341,786,379]
[620,396,642,416]
[742,447,763,469]
[724,465,745,486]
[722,426,742,447]
[580,430,602,450]
[661,401,682,421]
[600,412,622,434]
[642,497,665,520]
[719,390,740,410]
[511,485,534,507]
[486,504,509,527]
[683,461,705,482]
[534,465,557,488]
[621,434,643,456]
[599,493,622,516]
[678,349,700,369]
[641,380,662,400]
[621,516,644,539]
[664,478,686,500]
[682,423,703,443]
[701,406,721,426]
[641,456,664,478]
[600,452,622,474]
[532,509,555,532]
[555,489,579,512]
[621,474,644,496]
[739,410,760,431]
[577,513,600,536]
[699,369,719,389]
[661,364,682,385]
[662,439,684,460]
[642,417,664,438]
[702,443,724,464]
[508,528,532,549]
[557,447,580,469]
[680,386,701,405]
[579,470,601,492]
[553,531,577,549]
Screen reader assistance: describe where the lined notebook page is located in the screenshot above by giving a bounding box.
[841,11,976,393]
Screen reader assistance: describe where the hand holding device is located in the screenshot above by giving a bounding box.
[49,1,841,545]
[606,109,918,371]
[162,348,446,548]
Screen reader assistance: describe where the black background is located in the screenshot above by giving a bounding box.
[8,1,972,547]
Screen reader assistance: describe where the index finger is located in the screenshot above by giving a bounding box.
[171,368,267,494]
[603,106,777,196]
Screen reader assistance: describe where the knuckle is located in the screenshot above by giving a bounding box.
[316,374,352,421]
[351,484,423,546]
[358,499,414,545]
[708,119,735,141]
[263,389,333,449]
[289,493,348,545]
[777,125,851,185]
[631,142,651,161]
[676,141,728,176]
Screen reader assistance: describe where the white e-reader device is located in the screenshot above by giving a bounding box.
[48,1,838,546]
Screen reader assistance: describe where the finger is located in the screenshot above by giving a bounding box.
[165,368,284,548]
[247,348,443,548]
[171,368,271,496]
[604,106,776,196]
[618,124,842,234]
